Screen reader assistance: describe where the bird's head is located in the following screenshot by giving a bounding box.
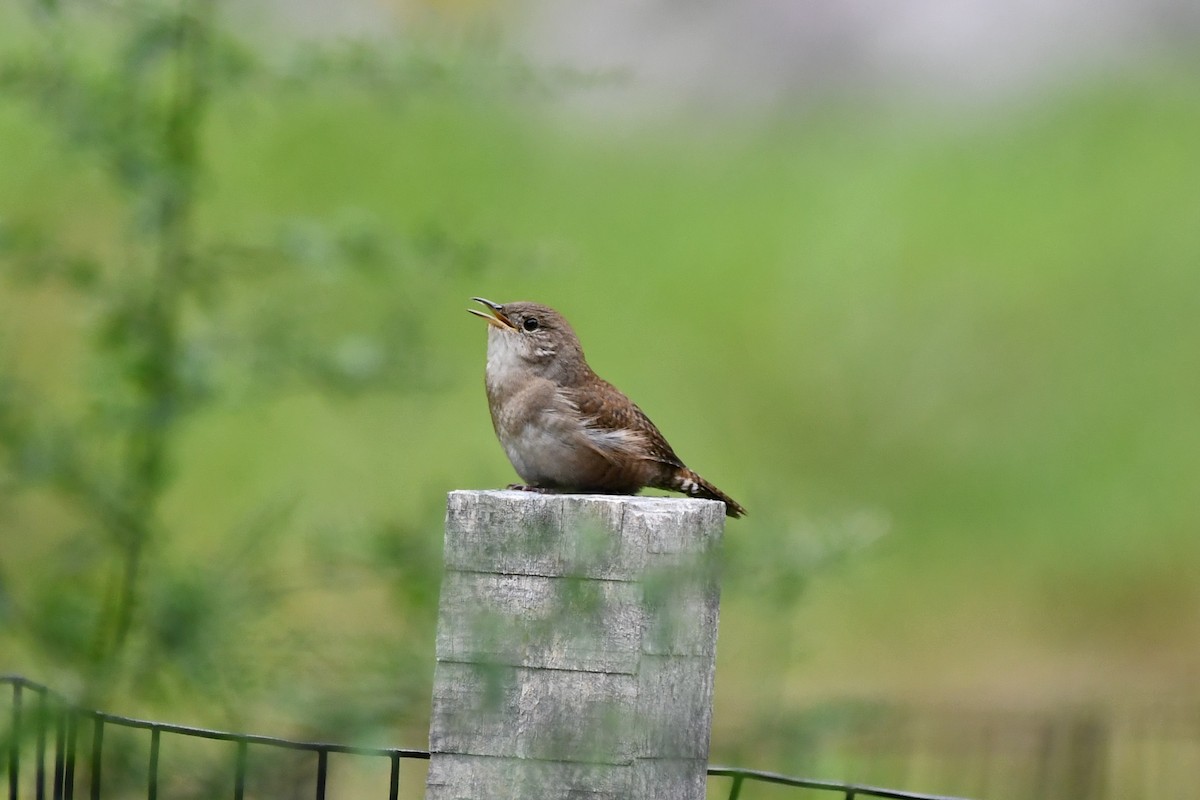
[468,298,587,381]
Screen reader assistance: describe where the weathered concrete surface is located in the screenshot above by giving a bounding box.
[426,490,724,800]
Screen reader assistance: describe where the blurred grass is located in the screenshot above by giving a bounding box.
[2,32,1200,781]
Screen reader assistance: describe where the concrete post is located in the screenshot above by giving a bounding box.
[425,490,725,800]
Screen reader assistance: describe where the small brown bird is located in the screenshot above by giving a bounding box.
[468,297,745,518]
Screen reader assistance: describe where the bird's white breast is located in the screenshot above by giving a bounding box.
[485,328,580,484]
[484,326,526,390]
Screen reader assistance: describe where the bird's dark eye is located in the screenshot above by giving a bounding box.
[523,317,539,331]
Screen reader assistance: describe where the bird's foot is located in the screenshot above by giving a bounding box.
[506,483,556,494]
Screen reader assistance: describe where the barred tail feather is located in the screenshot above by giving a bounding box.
[673,468,746,518]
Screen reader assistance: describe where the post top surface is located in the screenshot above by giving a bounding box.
[443,489,725,579]
[448,489,724,515]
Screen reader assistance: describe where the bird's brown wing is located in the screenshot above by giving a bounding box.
[559,379,685,469]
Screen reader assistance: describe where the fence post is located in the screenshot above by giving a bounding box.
[425,489,725,800]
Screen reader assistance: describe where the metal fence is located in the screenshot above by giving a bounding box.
[4,675,968,800]
[706,766,969,800]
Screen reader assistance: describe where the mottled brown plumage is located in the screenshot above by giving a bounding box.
[468,297,745,518]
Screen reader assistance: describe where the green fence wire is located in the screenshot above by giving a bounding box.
[4,675,971,800]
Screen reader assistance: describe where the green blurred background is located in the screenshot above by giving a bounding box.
[2,1,1199,797]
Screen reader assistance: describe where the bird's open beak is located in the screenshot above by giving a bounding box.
[467,297,517,331]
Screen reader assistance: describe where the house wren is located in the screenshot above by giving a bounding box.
[468,297,746,518]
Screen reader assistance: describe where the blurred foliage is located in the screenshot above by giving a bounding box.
[0,0,524,732]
